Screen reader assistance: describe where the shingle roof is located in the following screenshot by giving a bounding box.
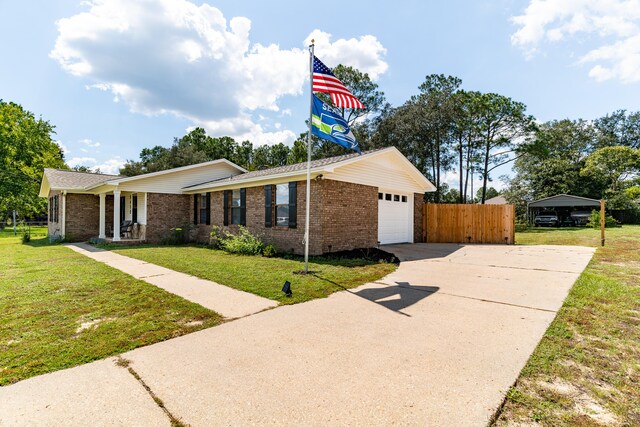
[184,149,383,189]
[43,168,120,190]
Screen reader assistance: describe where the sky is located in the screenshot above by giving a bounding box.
[2,0,640,190]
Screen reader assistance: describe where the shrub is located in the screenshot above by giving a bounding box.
[160,224,196,245]
[262,244,277,257]
[21,233,31,243]
[209,225,225,249]
[587,210,620,228]
[216,226,265,255]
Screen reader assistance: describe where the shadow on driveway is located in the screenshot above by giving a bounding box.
[354,282,439,315]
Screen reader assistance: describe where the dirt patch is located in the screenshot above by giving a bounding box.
[75,317,115,335]
[538,379,619,425]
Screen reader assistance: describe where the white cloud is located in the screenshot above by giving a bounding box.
[55,140,70,155]
[67,156,97,167]
[66,155,124,174]
[51,0,388,144]
[80,138,100,147]
[305,30,388,80]
[94,157,126,175]
[511,0,640,82]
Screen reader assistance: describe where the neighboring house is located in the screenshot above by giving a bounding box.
[484,195,508,205]
[39,147,436,255]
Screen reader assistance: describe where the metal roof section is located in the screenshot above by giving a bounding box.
[528,194,600,208]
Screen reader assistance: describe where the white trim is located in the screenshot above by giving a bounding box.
[87,159,246,190]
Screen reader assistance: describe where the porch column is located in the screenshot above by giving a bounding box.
[99,193,106,239]
[61,191,67,238]
[113,190,121,241]
[138,192,147,225]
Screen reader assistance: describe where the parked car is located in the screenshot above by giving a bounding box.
[534,213,559,227]
[570,211,591,226]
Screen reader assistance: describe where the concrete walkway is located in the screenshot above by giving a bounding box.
[0,243,595,426]
[65,243,278,318]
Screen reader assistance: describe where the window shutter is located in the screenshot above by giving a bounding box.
[205,192,211,225]
[193,194,198,225]
[264,185,272,227]
[240,188,246,226]
[288,181,297,228]
[223,190,230,226]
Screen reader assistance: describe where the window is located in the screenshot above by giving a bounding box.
[385,193,392,201]
[199,194,208,224]
[378,193,383,199]
[394,194,400,202]
[401,195,407,203]
[132,195,138,223]
[275,183,289,226]
[231,189,242,224]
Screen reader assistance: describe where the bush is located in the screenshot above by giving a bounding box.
[212,225,265,255]
[262,244,277,257]
[220,226,265,255]
[160,224,196,245]
[21,233,31,243]
[587,210,620,228]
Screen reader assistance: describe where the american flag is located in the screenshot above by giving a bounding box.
[312,55,365,110]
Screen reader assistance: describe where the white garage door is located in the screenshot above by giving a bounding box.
[378,191,412,244]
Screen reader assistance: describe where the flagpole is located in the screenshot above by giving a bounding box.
[304,41,314,273]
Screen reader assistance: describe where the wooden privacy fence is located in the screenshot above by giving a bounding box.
[423,204,515,244]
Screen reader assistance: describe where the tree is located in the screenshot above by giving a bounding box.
[594,110,640,149]
[581,146,640,193]
[0,100,65,220]
[506,119,608,217]
[474,93,536,203]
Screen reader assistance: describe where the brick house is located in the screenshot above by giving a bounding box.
[39,147,435,255]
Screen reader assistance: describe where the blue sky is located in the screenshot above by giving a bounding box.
[2,0,639,188]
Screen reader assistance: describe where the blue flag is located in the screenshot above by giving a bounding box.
[311,95,361,154]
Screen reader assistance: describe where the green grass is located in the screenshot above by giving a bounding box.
[0,230,222,386]
[107,245,397,305]
[495,225,640,426]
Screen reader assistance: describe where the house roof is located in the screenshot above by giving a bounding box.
[183,147,435,193]
[528,194,601,208]
[484,195,508,205]
[41,168,120,193]
[88,158,246,189]
[183,149,371,189]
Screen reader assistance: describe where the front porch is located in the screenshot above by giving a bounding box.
[98,190,148,242]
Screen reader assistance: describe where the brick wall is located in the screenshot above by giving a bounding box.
[146,193,191,243]
[414,193,425,243]
[64,193,100,241]
[201,179,378,255]
[320,180,378,253]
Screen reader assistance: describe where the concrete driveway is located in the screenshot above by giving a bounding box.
[0,243,595,426]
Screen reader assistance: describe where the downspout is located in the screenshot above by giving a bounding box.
[61,190,67,238]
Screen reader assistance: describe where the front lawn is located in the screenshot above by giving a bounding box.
[0,232,222,386]
[495,225,640,426]
[108,245,397,304]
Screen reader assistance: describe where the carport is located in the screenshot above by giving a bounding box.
[527,194,600,225]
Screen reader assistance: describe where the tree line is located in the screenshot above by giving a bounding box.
[2,66,639,222]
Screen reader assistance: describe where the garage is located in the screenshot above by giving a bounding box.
[378,190,413,244]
